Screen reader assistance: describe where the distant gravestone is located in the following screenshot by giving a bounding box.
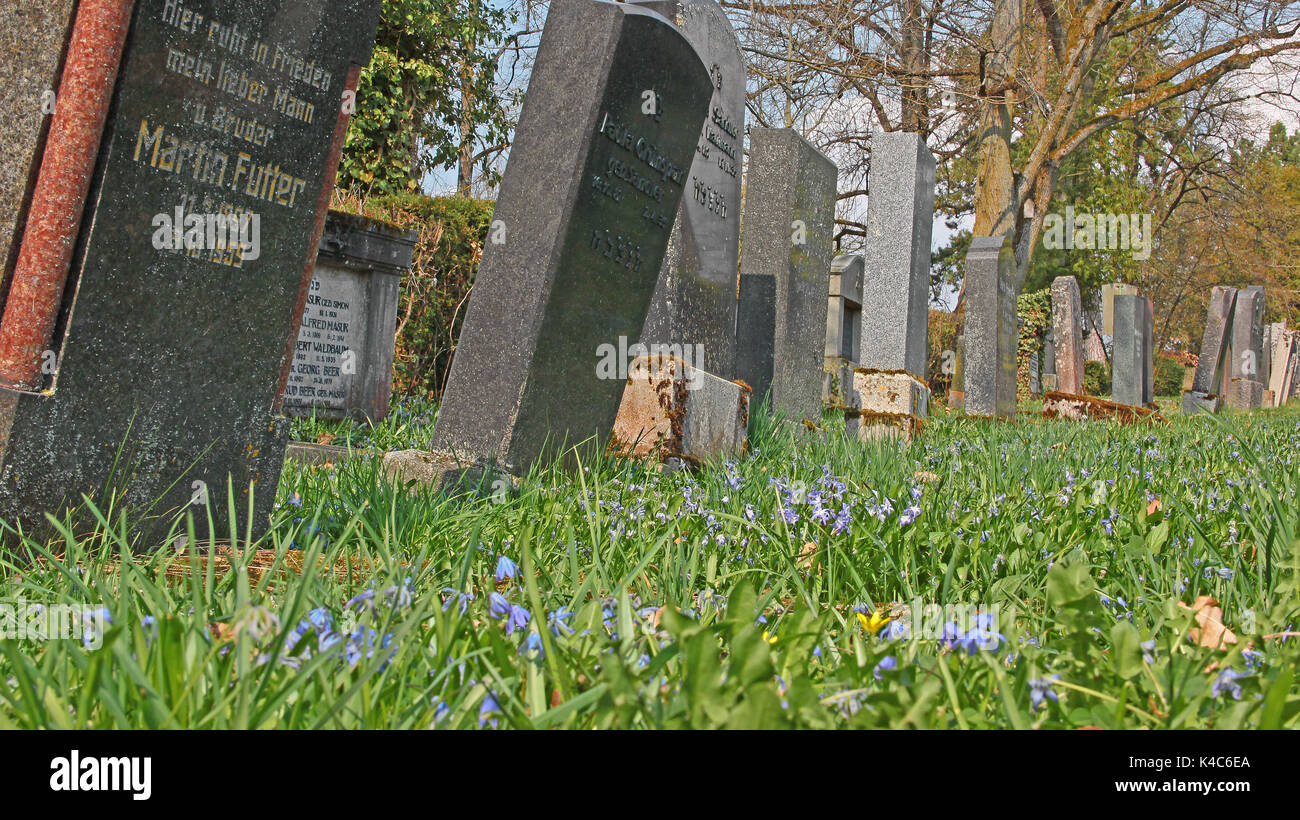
[823,254,861,405]
[857,131,934,380]
[0,0,382,542]
[1112,294,1153,407]
[1101,282,1138,336]
[962,235,1018,418]
[632,0,743,379]
[1183,286,1237,414]
[1225,285,1266,410]
[0,0,77,284]
[1050,275,1085,395]
[734,127,837,424]
[1269,322,1294,407]
[1041,328,1058,393]
[397,0,713,483]
[283,211,415,422]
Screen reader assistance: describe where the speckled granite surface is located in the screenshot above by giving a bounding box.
[0,0,77,284]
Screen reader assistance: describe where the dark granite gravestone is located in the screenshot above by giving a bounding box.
[1183,286,1237,414]
[962,235,1018,418]
[734,128,837,424]
[735,273,776,408]
[0,0,381,543]
[631,0,743,379]
[283,211,414,422]
[1050,275,1085,395]
[1041,328,1058,393]
[417,0,713,477]
[1112,293,1153,407]
[0,0,77,287]
[1225,285,1266,410]
[857,131,934,381]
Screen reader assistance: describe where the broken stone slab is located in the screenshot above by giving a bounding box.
[1043,391,1164,424]
[1181,390,1224,415]
[284,442,379,466]
[380,449,517,497]
[611,355,749,463]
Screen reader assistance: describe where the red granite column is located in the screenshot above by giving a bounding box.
[0,0,135,390]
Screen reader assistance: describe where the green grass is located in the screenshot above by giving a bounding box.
[1,398,1298,728]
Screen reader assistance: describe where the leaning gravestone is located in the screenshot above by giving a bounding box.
[631,0,744,379]
[283,210,415,422]
[734,128,837,424]
[387,0,713,485]
[0,0,382,543]
[962,235,1018,418]
[1225,285,1265,410]
[1112,294,1153,407]
[1183,286,1237,414]
[1050,275,1085,395]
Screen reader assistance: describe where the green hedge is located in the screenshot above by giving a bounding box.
[1084,360,1111,397]
[1155,356,1186,398]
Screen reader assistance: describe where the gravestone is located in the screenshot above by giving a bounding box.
[1112,293,1153,407]
[1050,275,1085,395]
[1041,328,1058,393]
[631,0,743,379]
[0,0,78,286]
[1183,286,1237,414]
[394,0,713,483]
[1269,322,1295,407]
[734,127,837,424]
[962,235,1018,418]
[823,254,861,405]
[1225,285,1265,410]
[0,0,382,543]
[1101,282,1138,336]
[610,354,749,462]
[735,273,775,407]
[857,131,934,380]
[283,210,415,422]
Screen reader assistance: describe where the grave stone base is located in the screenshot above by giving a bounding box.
[1181,390,1224,415]
[1043,392,1163,424]
[611,355,749,464]
[842,369,928,442]
[1226,378,1264,411]
[284,442,376,466]
[845,411,923,443]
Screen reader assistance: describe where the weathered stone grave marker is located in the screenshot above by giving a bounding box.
[961,235,1018,418]
[734,127,837,425]
[1112,293,1153,407]
[1225,285,1266,410]
[385,0,714,487]
[1183,286,1237,414]
[823,254,862,406]
[0,0,382,542]
[283,211,414,423]
[844,131,935,440]
[1050,275,1085,396]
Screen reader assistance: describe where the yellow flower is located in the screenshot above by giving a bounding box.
[761,631,778,645]
[856,609,892,634]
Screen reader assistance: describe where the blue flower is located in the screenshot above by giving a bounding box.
[548,607,575,636]
[873,655,898,680]
[1029,676,1060,711]
[519,632,545,659]
[1211,668,1245,701]
[488,592,512,620]
[495,555,519,582]
[479,692,502,728]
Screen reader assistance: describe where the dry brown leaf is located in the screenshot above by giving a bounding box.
[1146,496,1163,516]
[1180,595,1238,649]
[913,471,940,483]
[797,541,820,571]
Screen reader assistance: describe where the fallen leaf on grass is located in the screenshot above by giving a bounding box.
[1179,595,1237,649]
